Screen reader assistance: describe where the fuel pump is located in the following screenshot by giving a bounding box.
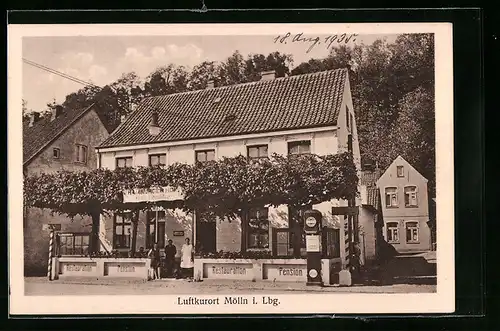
[303,209,323,286]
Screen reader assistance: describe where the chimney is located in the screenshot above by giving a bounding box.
[51,105,64,121]
[148,109,161,136]
[28,112,41,127]
[206,79,215,89]
[260,70,276,81]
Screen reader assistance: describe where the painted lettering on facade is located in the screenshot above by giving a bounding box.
[66,264,92,272]
[118,265,136,272]
[211,266,247,275]
[278,267,303,276]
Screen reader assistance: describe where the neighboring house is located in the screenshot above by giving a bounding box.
[23,105,110,275]
[358,163,384,265]
[96,69,363,262]
[376,156,432,253]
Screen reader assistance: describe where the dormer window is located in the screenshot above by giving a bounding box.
[53,148,60,159]
[213,97,221,103]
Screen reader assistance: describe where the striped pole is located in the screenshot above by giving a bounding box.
[47,230,54,281]
[344,215,350,269]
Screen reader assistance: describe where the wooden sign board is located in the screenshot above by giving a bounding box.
[173,231,185,237]
[42,223,62,231]
[331,206,359,216]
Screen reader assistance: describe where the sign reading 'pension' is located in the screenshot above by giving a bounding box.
[123,186,184,203]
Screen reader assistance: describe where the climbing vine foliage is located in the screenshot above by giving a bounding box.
[24,152,358,219]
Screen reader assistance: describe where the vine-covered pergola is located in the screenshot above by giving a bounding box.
[24,152,358,256]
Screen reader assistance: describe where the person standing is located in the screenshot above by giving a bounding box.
[148,243,161,280]
[164,239,177,278]
[180,238,194,280]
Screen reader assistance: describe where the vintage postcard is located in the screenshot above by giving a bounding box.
[8,22,454,315]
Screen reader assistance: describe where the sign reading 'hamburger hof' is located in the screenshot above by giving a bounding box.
[123,186,184,203]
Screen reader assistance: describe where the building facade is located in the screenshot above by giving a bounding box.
[96,69,363,262]
[376,156,432,253]
[23,105,110,275]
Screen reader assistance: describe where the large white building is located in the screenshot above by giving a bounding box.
[96,69,362,263]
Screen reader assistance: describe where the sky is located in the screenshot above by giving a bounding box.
[22,34,399,112]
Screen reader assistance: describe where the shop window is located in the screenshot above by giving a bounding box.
[113,212,132,248]
[405,221,419,243]
[75,144,88,164]
[404,186,418,207]
[386,222,400,243]
[195,149,215,163]
[385,187,398,208]
[58,233,90,256]
[247,145,268,160]
[146,210,166,248]
[288,140,311,156]
[247,207,269,249]
[149,153,166,166]
[116,157,133,168]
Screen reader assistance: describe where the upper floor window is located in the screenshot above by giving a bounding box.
[149,154,166,167]
[385,187,398,208]
[349,114,354,132]
[386,222,400,243]
[288,140,311,156]
[397,165,404,177]
[247,207,269,249]
[404,186,418,207]
[195,149,215,163]
[116,157,133,168]
[405,221,419,243]
[75,144,88,164]
[113,212,132,249]
[247,145,268,160]
[53,148,60,159]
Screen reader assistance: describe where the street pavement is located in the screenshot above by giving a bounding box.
[24,277,436,296]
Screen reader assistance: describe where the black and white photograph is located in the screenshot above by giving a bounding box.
[8,23,454,315]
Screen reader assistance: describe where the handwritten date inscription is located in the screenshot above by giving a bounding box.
[273,33,358,53]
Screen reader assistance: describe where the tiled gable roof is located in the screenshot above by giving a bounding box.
[99,68,348,148]
[23,105,95,165]
[361,169,382,209]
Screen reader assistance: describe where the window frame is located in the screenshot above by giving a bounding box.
[404,185,419,207]
[52,147,60,159]
[148,153,167,167]
[57,233,90,256]
[386,221,400,243]
[113,212,132,249]
[385,186,399,208]
[146,210,166,249]
[195,149,216,163]
[247,207,270,250]
[247,144,269,160]
[397,165,404,177]
[405,221,420,243]
[287,140,311,156]
[116,156,133,168]
[75,144,88,164]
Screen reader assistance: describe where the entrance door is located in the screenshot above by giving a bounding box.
[197,221,216,254]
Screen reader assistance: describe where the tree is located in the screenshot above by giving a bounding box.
[110,72,144,114]
[24,153,358,255]
[187,61,219,90]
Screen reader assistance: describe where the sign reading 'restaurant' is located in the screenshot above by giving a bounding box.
[204,263,254,280]
[123,186,184,203]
